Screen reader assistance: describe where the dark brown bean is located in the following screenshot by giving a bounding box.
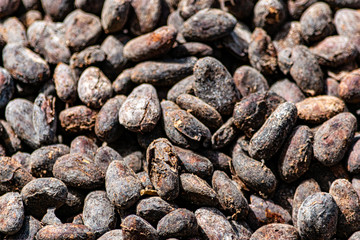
[334,9,360,37]
[0,157,34,195]
[167,75,195,102]
[70,45,106,71]
[54,63,77,104]
[269,79,305,103]
[83,191,116,236]
[174,146,214,179]
[27,21,71,64]
[296,96,345,124]
[278,126,313,183]
[78,67,113,109]
[297,192,338,240]
[121,215,159,240]
[3,43,50,85]
[289,45,324,96]
[193,56,238,115]
[146,138,180,201]
[21,177,68,218]
[119,84,161,133]
[33,93,57,145]
[157,208,198,238]
[53,153,104,189]
[233,65,269,97]
[124,26,177,62]
[95,95,126,143]
[250,223,299,240]
[212,170,248,218]
[0,192,24,235]
[313,112,357,166]
[310,36,358,68]
[299,2,334,43]
[248,102,297,161]
[253,0,287,34]
[161,101,211,149]
[101,0,130,34]
[182,8,237,41]
[129,0,161,35]
[40,0,73,21]
[195,207,238,239]
[329,179,360,238]
[176,93,223,130]
[75,0,104,14]
[30,144,70,177]
[339,69,360,104]
[346,136,360,174]
[292,178,321,229]
[248,28,278,76]
[70,136,97,160]
[180,173,218,207]
[231,147,277,196]
[6,215,42,240]
[97,230,123,240]
[112,68,134,95]
[64,9,102,52]
[178,0,214,19]
[5,99,40,149]
[105,160,142,209]
[131,57,197,86]
[211,117,240,149]
[170,42,213,58]
[136,197,176,226]
[59,105,97,133]
[101,35,127,79]
[35,224,95,240]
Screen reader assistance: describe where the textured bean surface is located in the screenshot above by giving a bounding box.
[297,192,338,240]
[232,147,277,196]
[21,177,68,218]
[157,208,198,238]
[248,102,297,161]
[83,191,116,236]
[119,84,161,133]
[329,179,360,238]
[193,57,238,115]
[314,112,357,166]
[0,192,24,235]
[182,8,237,41]
[105,160,142,209]
[296,96,345,124]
